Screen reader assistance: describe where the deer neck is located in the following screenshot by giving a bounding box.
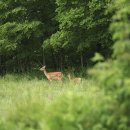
[43,69,48,78]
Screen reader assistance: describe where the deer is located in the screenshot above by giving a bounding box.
[40,66,63,81]
[67,74,82,83]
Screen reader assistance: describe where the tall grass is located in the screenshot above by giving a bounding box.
[1,74,124,130]
[0,74,95,118]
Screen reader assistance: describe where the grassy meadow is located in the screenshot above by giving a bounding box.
[0,73,128,130]
[0,73,97,117]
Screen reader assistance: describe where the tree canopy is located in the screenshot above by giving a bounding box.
[0,0,124,74]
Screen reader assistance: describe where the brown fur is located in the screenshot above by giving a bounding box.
[40,66,63,81]
[68,74,81,83]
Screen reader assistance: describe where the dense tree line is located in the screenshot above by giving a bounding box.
[0,0,113,73]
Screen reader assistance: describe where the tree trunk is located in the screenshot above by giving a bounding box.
[60,53,63,71]
[42,47,46,66]
[80,52,83,69]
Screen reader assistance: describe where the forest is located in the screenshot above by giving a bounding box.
[0,0,113,73]
[0,0,130,130]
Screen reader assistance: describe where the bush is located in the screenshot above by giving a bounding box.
[44,91,112,130]
[1,83,130,130]
[2,102,46,130]
[88,60,124,91]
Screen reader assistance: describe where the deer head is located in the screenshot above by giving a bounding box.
[40,66,46,71]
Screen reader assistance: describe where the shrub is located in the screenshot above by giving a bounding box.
[88,60,124,91]
[44,91,112,130]
[3,102,46,130]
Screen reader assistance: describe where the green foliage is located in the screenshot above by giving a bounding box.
[0,0,42,52]
[44,91,111,130]
[1,103,46,130]
[89,0,130,90]
[1,72,130,130]
[88,60,124,91]
[110,0,130,77]
[91,52,104,62]
[85,2,130,129]
[0,21,42,53]
[45,88,130,130]
[44,0,113,67]
[0,0,56,73]
[1,1,130,130]
[0,0,114,73]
